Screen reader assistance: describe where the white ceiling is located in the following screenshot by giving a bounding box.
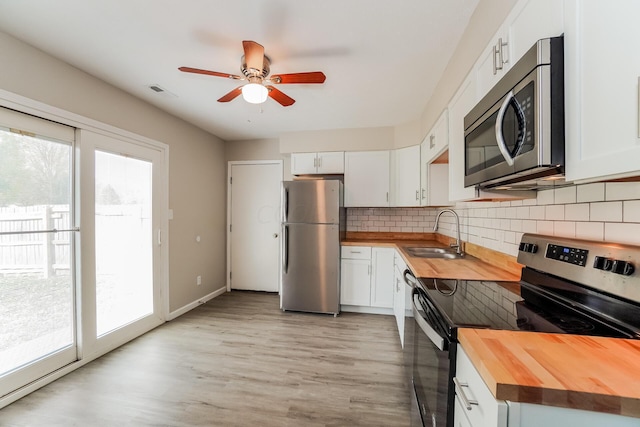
[0,1,479,141]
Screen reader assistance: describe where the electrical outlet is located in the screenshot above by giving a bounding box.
[196,275,202,286]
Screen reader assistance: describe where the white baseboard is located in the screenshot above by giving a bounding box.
[340,305,394,315]
[166,286,227,321]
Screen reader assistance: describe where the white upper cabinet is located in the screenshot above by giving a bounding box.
[421,110,450,206]
[393,145,421,207]
[476,0,564,100]
[508,0,564,65]
[564,0,640,182]
[421,110,449,166]
[291,151,344,175]
[448,76,479,202]
[476,22,511,100]
[344,151,390,207]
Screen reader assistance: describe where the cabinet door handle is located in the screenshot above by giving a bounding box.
[314,157,317,168]
[415,190,419,201]
[422,188,426,200]
[386,192,389,202]
[429,134,435,149]
[453,377,478,410]
[318,156,322,168]
[492,44,498,75]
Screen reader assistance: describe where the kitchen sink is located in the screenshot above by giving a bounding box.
[404,247,463,259]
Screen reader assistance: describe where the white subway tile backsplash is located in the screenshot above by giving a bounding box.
[605,222,640,245]
[577,183,605,203]
[576,222,604,241]
[346,182,640,254]
[555,186,577,204]
[624,200,640,223]
[545,205,565,220]
[537,189,555,205]
[565,203,590,221]
[522,220,537,233]
[554,221,576,237]
[516,206,530,219]
[536,221,554,235]
[590,201,622,222]
[606,182,640,201]
[529,206,545,220]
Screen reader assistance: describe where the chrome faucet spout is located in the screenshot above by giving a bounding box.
[433,209,464,256]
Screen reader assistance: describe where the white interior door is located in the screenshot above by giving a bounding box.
[228,162,282,292]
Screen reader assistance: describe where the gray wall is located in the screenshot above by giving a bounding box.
[0,31,227,312]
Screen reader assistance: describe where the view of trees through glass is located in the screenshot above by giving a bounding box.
[0,128,74,377]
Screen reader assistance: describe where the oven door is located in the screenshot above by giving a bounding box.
[464,65,544,188]
[411,287,456,427]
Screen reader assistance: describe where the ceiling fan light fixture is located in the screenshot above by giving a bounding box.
[242,83,268,104]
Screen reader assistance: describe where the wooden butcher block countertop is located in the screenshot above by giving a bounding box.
[458,328,640,418]
[342,232,521,281]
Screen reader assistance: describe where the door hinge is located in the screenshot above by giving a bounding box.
[230,177,232,184]
[230,271,232,280]
[230,224,232,232]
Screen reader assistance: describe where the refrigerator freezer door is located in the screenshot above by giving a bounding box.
[282,223,340,314]
[282,180,341,224]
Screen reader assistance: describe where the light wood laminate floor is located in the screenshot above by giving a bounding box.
[1,291,411,426]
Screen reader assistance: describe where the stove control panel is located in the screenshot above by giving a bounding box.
[545,244,589,266]
[518,234,640,305]
[594,256,635,276]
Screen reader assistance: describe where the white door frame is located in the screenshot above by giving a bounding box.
[226,160,283,292]
[0,89,169,409]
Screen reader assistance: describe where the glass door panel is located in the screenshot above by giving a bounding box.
[0,126,76,394]
[95,151,153,336]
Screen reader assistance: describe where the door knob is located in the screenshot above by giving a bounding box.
[273,233,279,238]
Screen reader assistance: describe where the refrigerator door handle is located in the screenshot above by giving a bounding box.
[283,225,289,274]
[283,188,289,222]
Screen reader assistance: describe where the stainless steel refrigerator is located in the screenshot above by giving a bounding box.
[281,179,344,315]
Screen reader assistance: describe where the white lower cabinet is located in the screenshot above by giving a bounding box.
[340,245,394,311]
[371,247,395,308]
[340,246,372,306]
[393,251,408,347]
[455,346,508,427]
[457,345,640,427]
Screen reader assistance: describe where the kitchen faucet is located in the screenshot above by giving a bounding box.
[433,209,464,256]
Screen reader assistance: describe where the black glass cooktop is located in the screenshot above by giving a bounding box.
[417,269,640,340]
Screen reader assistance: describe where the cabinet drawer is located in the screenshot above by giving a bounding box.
[455,346,508,427]
[341,246,371,260]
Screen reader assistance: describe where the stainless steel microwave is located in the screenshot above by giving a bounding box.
[464,36,565,190]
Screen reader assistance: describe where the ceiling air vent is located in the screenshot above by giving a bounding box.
[147,84,177,98]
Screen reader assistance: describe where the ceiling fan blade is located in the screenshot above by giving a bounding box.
[266,86,295,106]
[243,40,265,75]
[179,67,242,80]
[271,71,326,84]
[217,86,243,103]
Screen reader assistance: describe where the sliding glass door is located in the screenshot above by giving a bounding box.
[79,130,165,354]
[0,109,77,397]
[0,107,167,402]
[95,151,154,336]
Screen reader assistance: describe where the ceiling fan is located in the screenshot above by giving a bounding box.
[179,40,326,107]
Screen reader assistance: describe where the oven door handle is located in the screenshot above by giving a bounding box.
[412,291,446,351]
[403,268,417,288]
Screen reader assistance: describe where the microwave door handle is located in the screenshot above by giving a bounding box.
[412,291,446,351]
[495,90,516,166]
